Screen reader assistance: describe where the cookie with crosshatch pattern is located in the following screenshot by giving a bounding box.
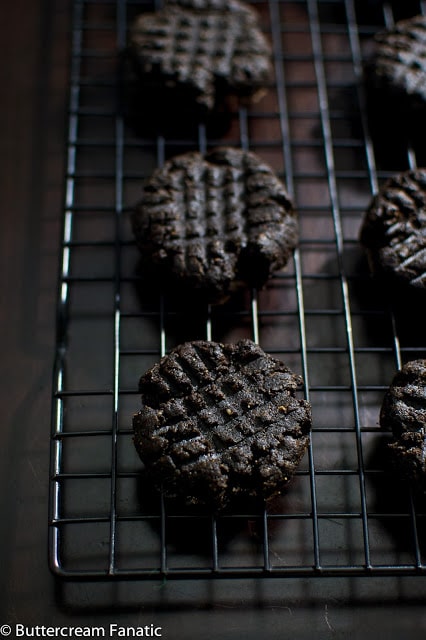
[360,168,426,294]
[126,0,272,114]
[133,339,312,510]
[131,147,297,303]
[380,360,426,493]
[366,15,426,116]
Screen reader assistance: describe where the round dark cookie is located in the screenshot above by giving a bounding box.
[380,360,426,493]
[126,0,272,115]
[133,339,312,510]
[360,169,426,294]
[132,147,297,303]
[366,15,426,114]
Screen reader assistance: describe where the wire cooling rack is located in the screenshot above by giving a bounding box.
[49,0,426,580]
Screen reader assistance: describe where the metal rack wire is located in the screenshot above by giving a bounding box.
[49,0,426,580]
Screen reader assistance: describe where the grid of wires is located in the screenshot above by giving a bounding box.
[49,0,426,579]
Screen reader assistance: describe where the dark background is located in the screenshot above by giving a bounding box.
[1,0,426,637]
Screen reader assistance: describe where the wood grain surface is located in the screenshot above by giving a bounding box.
[0,0,69,618]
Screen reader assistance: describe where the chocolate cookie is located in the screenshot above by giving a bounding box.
[133,339,312,510]
[132,147,297,303]
[359,169,426,294]
[126,0,272,115]
[366,15,426,115]
[380,360,426,493]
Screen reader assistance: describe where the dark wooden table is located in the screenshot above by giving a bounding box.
[0,0,69,616]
